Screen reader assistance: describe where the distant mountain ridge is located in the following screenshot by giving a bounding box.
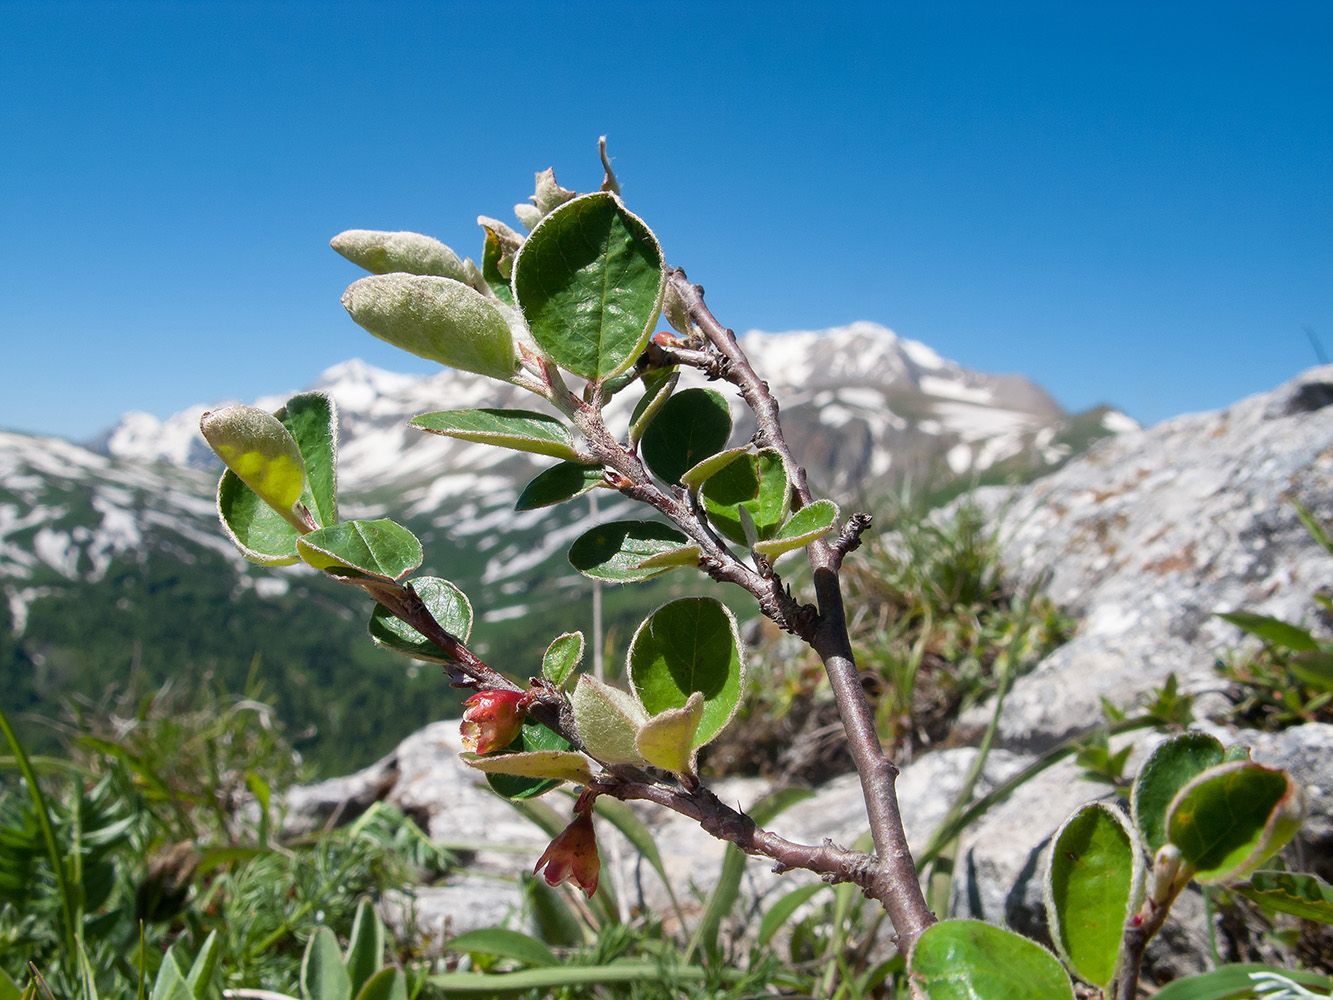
[2,322,1133,772]
[96,322,1132,499]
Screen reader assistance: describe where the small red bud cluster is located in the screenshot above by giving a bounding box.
[460,689,534,755]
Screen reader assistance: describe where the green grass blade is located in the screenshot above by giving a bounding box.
[0,702,80,974]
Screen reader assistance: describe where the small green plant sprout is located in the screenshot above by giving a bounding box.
[199,144,1313,995]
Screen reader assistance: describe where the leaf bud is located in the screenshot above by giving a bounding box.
[330,230,469,282]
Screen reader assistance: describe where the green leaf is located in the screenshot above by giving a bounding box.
[542,632,584,687]
[700,449,790,547]
[301,926,352,1000]
[1131,731,1226,854]
[216,470,302,564]
[478,218,519,306]
[353,967,407,1000]
[909,920,1075,1000]
[345,898,385,996]
[628,369,678,447]
[516,462,603,511]
[635,692,704,775]
[444,927,559,968]
[210,393,339,566]
[277,392,339,530]
[571,675,648,766]
[411,409,581,461]
[1150,963,1333,1000]
[1166,760,1304,883]
[1289,650,1333,692]
[627,597,745,748]
[201,404,307,520]
[482,720,574,800]
[679,445,751,491]
[1237,870,1333,923]
[368,577,473,662]
[640,387,732,486]
[152,945,192,1000]
[298,519,423,581]
[753,499,841,560]
[341,273,517,380]
[512,191,665,382]
[1217,611,1319,652]
[331,229,469,281]
[184,929,221,999]
[1044,802,1143,989]
[568,520,691,582]
[463,750,593,787]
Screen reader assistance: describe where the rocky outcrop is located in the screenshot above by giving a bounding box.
[960,364,1333,750]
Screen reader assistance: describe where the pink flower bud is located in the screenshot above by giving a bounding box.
[461,689,530,755]
[533,808,601,898]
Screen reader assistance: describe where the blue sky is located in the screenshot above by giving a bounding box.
[2,1,1329,440]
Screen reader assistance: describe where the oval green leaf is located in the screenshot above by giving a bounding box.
[910,920,1075,1000]
[512,191,665,382]
[482,720,576,800]
[635,692,705,775]
[542,632,584,687]
[1166,760,1304,883]
[568,520,691,583]
[411,409,580,461]
[276,392,339,530]
[368,577,473,662]
[298,518,423,581]
[700,448,790,547]
[1131,731,1226,854]
[216,470,302,565]
[753,499,841,561]
[571,675,649,766]
[627,597,745,748]
[679,445,752,491]
[331,229,468,282]
[640,387,732,486]
[516,462,603,512]
[201,404,307,520]
[1238,870,1333,923]
[341,273,517,380]
[1044,802,1143,989]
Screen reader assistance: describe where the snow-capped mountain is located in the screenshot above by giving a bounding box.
[1,322,1132,771]
[100,322,1132,500]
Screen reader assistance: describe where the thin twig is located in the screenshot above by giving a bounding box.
[667,266,936,950]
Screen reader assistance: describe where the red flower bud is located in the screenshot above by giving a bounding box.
[533,808,600,898]
[461,689,530,755]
